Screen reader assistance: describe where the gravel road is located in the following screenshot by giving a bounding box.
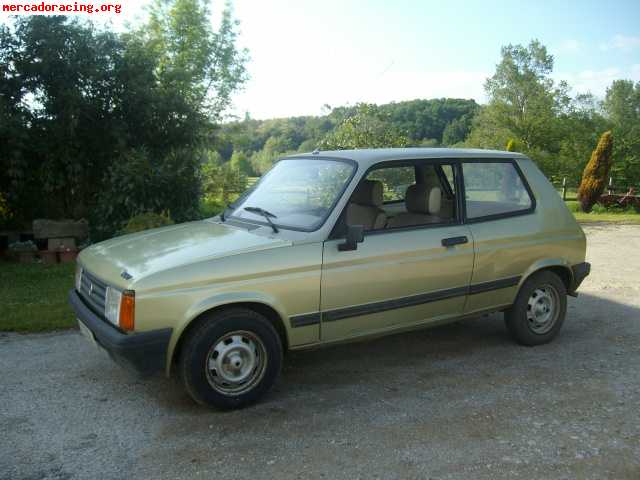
[1,224,639,480]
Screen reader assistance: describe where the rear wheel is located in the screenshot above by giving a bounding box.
[505,271,567,346]
[179,308,283,409]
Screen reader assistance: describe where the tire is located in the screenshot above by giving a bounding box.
[179,308,283,409]
[504,271,567,346]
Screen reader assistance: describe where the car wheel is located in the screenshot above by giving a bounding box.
[504,271,567,346]
[179,308,283,409]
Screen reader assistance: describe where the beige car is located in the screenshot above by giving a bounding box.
[70,148,590,409]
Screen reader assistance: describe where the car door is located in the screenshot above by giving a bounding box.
[320,161,475,342]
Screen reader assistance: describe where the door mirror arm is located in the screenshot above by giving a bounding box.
[338,225,364,251]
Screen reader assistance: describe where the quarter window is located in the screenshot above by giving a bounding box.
[463,162,533,219]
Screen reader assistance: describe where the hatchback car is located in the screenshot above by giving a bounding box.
[70,148,590,409]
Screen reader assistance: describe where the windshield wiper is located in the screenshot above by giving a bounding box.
[244,207,279,233]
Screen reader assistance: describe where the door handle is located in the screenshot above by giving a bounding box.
[441,236,468,247]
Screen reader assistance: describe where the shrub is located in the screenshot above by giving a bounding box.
[577,131,614,213]
[92,148,201,240]
[120,212,174,235]
[201,161,247,207]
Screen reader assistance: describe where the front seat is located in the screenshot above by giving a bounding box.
[345,179,387,231]
[386,184,442,228]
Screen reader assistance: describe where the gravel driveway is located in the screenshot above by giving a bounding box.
[1,225,639,480]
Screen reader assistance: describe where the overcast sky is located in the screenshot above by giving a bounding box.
[5,0,640,119]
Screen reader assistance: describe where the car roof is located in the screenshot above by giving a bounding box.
[286,147,527,169]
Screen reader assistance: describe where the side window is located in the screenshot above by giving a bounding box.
[462,162,533,220]
[366,166,415,202]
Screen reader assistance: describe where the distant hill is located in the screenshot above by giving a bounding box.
[215,98,479,163]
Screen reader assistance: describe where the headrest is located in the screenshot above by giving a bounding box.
[405,184,441,215]
[351,180,383,207]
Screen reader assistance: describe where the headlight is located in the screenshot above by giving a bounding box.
[105,287,122,326]
[75,264,83,292]
[104,286,135,331]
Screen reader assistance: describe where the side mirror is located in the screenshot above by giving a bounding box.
[338,225,364,251]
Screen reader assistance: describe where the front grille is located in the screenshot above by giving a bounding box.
[78,268,108,316]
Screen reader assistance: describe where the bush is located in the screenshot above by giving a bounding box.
[577,131,614,213]
[201,161,247,207]
[92,148,201,240]
[120,212,174,235]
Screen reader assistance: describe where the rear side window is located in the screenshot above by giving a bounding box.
[462,161,533,220]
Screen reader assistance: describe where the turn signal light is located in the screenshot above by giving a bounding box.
[120,290,135,331]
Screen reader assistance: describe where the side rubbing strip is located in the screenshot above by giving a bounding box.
[323,286,468,323]
[468,276,521,295]
[291,276,522,327]
[290,312,321,328]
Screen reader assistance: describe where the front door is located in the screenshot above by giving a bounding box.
[319,160,474,342]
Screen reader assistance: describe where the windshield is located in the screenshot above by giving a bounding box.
[229,158,356,231]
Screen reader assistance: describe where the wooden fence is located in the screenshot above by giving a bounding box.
[551,176,636,201]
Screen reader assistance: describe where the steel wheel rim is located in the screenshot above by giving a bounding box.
[205,330,267,396]
[526,284,560,334]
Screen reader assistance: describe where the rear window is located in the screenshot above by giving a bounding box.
[463,161,533,220]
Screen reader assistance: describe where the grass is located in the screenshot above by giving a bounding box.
[565,200,640,224]
[0,260,76,332]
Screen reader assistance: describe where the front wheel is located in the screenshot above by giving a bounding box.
[504,271,567,346]
[179,308,283,409]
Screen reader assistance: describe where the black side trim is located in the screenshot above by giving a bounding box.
[569,262,590,295]
[323,286,469,322]
[69,290,172,376]
[468,276,521,295]
[291,276,522,326]
[290,312,321,328]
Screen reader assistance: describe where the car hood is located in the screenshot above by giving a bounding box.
[78,220,290,288]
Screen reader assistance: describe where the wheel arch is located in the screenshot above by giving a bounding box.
[519,260,574,294]
[167,300,289,376]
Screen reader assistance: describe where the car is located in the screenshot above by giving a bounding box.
[69,148,590,409]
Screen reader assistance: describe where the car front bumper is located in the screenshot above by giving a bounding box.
[69,290,172,376]
[569,262,591,296]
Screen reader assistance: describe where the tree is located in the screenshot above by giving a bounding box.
[249,137,289,175]
[145,0,248,121]
[442,115,474,146]
[0,2,248,238]
[319,103,409,150]
[603,80,640,185]
[577,131,614,213]
[467,40,569,154]
[201,157,247,207]
[229,150,253,175]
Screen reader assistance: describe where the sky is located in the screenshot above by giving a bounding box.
[8,0,640,119]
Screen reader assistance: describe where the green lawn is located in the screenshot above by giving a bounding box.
[565,200,640,224]
[0,261,76,332]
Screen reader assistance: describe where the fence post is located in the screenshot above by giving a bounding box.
[562,177,567,201]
